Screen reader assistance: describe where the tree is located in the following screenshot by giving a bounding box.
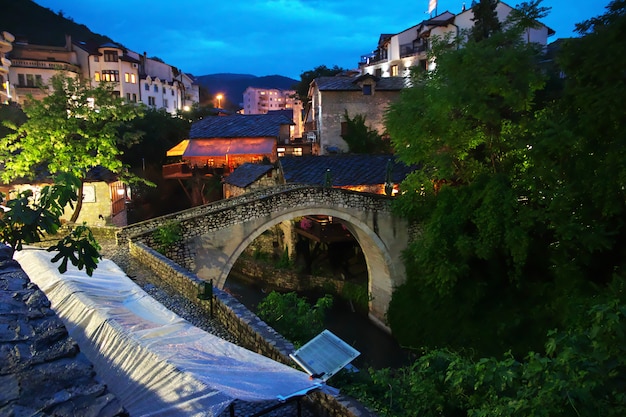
[0,173,100,276]
[470,0,501,41]
[293,65,346,104]
[341,110,392,154]
[384,2,558,355]
[0,74,144,222]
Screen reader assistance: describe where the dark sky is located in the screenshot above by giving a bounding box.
[34,0,609,79]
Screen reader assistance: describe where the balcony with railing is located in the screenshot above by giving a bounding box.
[10,58,81,74]
[400,43,427,58]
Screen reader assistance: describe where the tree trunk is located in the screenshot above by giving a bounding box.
[69,179,84,223]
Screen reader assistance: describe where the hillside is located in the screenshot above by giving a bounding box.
[0,0,112,47]
[194,73,299,109]
[0,0,298,109]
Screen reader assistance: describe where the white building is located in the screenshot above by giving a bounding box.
[2,33,198,114]
[359,1,554,77]
[0,31,15,104]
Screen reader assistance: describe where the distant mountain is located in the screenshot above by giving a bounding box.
[193,73,299,109]
[0,0,112,47]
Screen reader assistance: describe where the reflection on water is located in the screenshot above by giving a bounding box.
[224,273,412,370]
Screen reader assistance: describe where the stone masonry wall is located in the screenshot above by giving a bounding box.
[127,240,378,417]
[0,245,126,417]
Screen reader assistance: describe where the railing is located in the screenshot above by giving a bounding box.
[295,215,353,242]
[400,43,427,58]
[10,59,80,73]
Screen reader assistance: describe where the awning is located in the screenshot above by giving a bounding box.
[167,138,276,158]
[15,248,323,417]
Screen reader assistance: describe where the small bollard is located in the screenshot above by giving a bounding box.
[197,279,214,318]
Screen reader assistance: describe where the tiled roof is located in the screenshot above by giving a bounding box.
[224,163,273,188]
[190,114,293,139]
[313,76,407,92]
[279,155,416,187]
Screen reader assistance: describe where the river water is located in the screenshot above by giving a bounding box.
[224,273,412,371]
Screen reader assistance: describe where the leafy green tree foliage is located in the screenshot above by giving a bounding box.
[470,0,501,41]
[341,110,392,154]
[384,0,626,356]
[0,173,100,276]
[0,74,144,222]
[256,291,332,347]
[293,65,346,103]
[345,282,626,416]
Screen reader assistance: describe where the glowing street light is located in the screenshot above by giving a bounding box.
[216,93,223,109]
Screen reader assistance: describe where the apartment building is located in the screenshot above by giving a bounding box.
[243,87,303,139]
[0,31,14,104]
[359,1,554,77]
[0,32,199,113]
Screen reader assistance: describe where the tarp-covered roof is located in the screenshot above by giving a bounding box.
[167,138,275,157]
[190,113,293,139]
[15,248,324,417]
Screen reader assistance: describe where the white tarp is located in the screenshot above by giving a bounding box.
[15,247,322,417]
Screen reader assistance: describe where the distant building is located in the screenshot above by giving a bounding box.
[0,31,15,103]
[243,87,303,138]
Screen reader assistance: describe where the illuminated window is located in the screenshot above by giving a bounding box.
[277,147,285,157]
[391,65,398,76]
[102,70,119,82]
[124,73,130,82]
[293,147,303,156]
[131,74,136,83]
[103,50,118,62]
[94,72,101,82]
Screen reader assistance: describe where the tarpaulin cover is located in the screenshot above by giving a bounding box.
[15,248,322,417]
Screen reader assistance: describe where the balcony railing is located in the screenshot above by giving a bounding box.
[10,59,81,73]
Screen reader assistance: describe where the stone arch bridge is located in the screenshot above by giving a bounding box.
[118,185,409,328]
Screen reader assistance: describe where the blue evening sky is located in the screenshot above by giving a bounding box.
[34,0,610,79]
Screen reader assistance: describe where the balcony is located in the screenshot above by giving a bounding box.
[400,43,427,58]
[162,162,224,179]
[10,59,80,74]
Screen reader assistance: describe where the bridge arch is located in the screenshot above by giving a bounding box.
[119,186,409,329]
[218,206,399,327]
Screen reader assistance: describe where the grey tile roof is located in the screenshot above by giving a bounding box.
[279,155,416,187]
[313,76,407,92]
[223,163,273,188]
[190,114,293,139]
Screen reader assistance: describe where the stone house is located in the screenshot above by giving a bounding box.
[222,162,277,198]
[303,74,406,155]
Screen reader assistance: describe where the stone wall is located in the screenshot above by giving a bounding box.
[0,245,126,417]
[127,240,378,417]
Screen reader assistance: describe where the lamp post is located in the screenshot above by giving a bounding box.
[216,93,223,109]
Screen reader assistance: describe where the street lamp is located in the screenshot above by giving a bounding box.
[216,93,223,109]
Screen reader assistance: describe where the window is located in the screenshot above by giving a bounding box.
[164,99,168,108]
[148,96,156,106]
[26,74,35,87]
[277,147,285,157]
[375,68,382,77]
[362,84,372,95]
[93,56,99,62]
[153,85,158,93]
[101,70,119,82]
[144,83,149,91]
[132,93,137,102]
[171,89,174,96]
[391,65,399,76]
[17,74,24,86]
[293,147,303,156]
[126,93,131,101]
[130,73,136,84]
[103,50,118,62]
[94,72,101,82]
[125,73,130,83]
